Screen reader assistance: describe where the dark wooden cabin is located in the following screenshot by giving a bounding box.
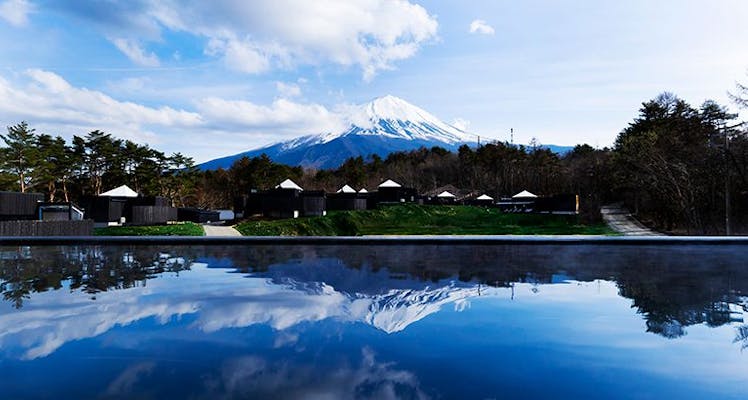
[261,188,301,219]
[300,190,327,217]
[131,206,178,225]
[82,192,176,225]
[423,191,457,205]
[465,194,495,207]
[80,195,129,223]
[376,186,418,204]
[0,191,44,221]
[534,194,579,214]
[327,185,367,211]
[0,193,92,236]
[496,192,579,214]
[374,179,417,206]
[128,196,176,225]
[327,192,367,211]
[234,191,264,218]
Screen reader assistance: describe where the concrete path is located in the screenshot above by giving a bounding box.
[600,204,661,236]
[202,224,242,237]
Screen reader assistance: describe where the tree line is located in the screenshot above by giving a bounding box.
[1,91,746,233]
[0,124,198,206]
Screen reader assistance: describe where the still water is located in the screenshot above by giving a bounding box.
[0,243,747,399]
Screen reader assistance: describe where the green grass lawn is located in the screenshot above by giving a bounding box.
[94,222,205,236]
[235,204,615,236]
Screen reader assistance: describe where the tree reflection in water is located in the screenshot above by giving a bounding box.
[0,245,193,308]
[0,243,746,344]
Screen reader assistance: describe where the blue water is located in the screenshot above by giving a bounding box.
[0,244,746,399]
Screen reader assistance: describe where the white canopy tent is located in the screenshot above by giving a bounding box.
[100,185,138,198]
[476,194,494,201]
[437,191,456,198]
[512,190,537,199]
[337,185,357,193]
[359,188,368,193]
[378,179,402,188]
[276,179,303,191]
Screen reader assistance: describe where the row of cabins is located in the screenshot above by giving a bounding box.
[0,185,229,235]
[234,179,579,219]
[0,180,578,234]
[80,185,230,226]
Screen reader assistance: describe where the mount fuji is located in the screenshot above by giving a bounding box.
[199,95,479,170]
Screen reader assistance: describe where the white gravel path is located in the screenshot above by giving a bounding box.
[202,224,242,237]
[600,204,660,236]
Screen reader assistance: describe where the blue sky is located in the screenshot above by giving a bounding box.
[0,0,746,162]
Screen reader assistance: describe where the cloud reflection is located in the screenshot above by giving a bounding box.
[1,243,747,363]
[205,348,429,400]
[0,258,482,360]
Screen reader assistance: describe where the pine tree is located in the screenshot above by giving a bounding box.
[0,122,39,192]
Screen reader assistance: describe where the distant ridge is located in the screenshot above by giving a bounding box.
[200,96,573,170]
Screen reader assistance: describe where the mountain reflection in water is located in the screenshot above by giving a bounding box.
[0,244,747,399]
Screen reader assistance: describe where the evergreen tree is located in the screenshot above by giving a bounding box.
[35,134,70,201]
[80,130,121,195]
[0,122,39,193]
[613,93,738,232]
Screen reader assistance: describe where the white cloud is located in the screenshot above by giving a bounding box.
[469,19,495,35]
[0,69,347,160]
[55,0,439,80]
[0,70,200,146]
[21,69,199,126]
[275,81,302,98]
[205,37,273,74]
[196,97,343,134]
[0,0,33,27]
[112,38,160,67]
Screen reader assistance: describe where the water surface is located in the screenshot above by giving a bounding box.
[1,244,746,399]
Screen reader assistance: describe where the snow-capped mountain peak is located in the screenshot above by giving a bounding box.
[365,95,438,123]
[313,95,475,146]
[200,95,478,170]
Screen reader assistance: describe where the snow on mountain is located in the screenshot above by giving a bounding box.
[199,95,478,170]
[313,94,474,146]
[270,275,482,334]
[255,260,486,334]
[277,95,475,149]
[352,283,480,334]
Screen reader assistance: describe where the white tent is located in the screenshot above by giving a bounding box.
[437,191,456,198]
[100,185,138,197]
[359,188,368,193]
[378,179,402,188]
[337,184,356,193]
[512,190,537,198]
[276,179,303,190]
[476,194,494,201]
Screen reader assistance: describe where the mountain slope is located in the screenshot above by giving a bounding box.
[199,95,478,170]
[199,95,575,170]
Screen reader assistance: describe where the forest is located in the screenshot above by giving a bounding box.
[1,92,746,234]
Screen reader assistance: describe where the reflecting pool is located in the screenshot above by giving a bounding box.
[1,244,747,399]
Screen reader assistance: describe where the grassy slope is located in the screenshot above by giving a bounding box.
[235,204,615,236]
[94,222,205,236]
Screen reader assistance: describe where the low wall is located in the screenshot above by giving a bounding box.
[0,220,94,236]
[131,206,178,225]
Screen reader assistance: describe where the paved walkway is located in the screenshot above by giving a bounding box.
[202,224,242,237]
[600,204,661,236]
